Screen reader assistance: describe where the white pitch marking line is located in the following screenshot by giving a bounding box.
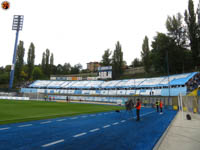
[57,119,66,122]
[0,127,10,130]
[89,128,100,132]
[121,120,126,123]
[18,124,32,127]
[73,132,87,138]
[112,122,119,125]
[71,117,78,120]
[41,139,64,147]
[40,121,52,124]
[103,125,110,128]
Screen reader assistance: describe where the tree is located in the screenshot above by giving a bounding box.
[56,64,64,75]
[41,52,46,74]
[101,49,112,66]
[112,41,124,79]
[45,49,50,77]
[131,58,142,68]
[27,42,35,79]
[50,53,54,74]
[151,33,186,74]
[141,36,151,73]
[32,67,43,80]
[70,63,82,74]
[166,13,187,72]
[15,41,25,81]
[166,13,187,47]
[0,72,9,84]
[184,0,199,67]
[63,63,71,74]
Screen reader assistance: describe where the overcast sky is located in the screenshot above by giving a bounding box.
[0,0,199,69]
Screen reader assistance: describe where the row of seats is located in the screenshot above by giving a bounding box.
[28,72,197,89]
[21,87,187,96]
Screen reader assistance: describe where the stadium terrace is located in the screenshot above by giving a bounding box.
[21,72,200,99]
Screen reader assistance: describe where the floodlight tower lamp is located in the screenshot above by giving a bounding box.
[9,15,24,89]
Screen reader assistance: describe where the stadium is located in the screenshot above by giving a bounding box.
[0,71,200,150]
[21,72,200,108]
[1,0,200,149]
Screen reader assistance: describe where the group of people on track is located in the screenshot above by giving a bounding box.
[132,99,163,121]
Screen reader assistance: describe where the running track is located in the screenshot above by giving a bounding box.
[0,108,177,150]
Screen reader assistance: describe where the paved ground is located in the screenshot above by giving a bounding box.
[154,111,200,150]
[0,108,176,150]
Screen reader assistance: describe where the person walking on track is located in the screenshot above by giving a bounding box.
[160,100,163,113]
[136,99,141,121]
[156,101,159,112]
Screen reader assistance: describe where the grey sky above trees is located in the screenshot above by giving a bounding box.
[0,0,199,69]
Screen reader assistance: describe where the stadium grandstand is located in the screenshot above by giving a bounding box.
[20,72,200,105]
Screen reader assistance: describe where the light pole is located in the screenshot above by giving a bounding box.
[166,49,170,108]
[9,15,24,89]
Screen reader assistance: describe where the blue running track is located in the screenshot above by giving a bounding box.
[0,108,177,150]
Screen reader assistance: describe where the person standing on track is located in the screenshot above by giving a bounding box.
[156,100,159,112]
[136,99,141,121]
[160,100,163,113]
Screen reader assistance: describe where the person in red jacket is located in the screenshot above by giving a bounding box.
[160,100,163,113]
[136,99,141,121]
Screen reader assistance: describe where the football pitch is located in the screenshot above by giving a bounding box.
[0,100,124,125]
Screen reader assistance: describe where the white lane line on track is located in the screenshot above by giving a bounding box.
[121,120,126,123]
[41,139,64,147]
[40,121,52,124]
[89,128,100,132]
[0,127,10,130]
[73,132,87,138]
[129,111,156,120]
[103,125,110,128]
[112,122,119,125]
[140,111,155,117]
[71,117,78,120]
[18,124,32,127]
[57,119,66,122]
[81,116,87,118]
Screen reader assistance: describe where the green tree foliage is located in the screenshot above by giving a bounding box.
[41,49,53,78]
[141,36,151,73]
[131,58,143,68]
[15,41,25,81]
[71,63,82,74]
[151,33,193,74]
[101,49,112,66]
[166,13,187,47]
[27,42,35,79]
[32,67,43,80]
[112,41,124,79]
[166,13,188,72]
[45,49,50,77]
[184,0,199,67]
[63,63,71,74]
[50,53,54,74]
[0,72,9,84]
[41,52,46,74]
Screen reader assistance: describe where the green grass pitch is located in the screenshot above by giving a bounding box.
[0,100,124,125]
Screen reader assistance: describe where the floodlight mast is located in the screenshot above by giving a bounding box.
[198,1,200,25]
[9,15,24,89]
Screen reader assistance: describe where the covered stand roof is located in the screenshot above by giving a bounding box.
[28,72,198,89]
